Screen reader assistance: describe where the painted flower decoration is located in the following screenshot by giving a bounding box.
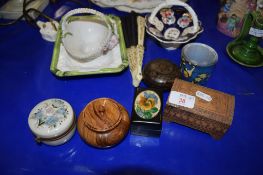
[31,99,69,128]
[52,99,65,108]
[135,90,161,119]
[160,8,176,25]
[138,96,156,111]
[177,13,192,28]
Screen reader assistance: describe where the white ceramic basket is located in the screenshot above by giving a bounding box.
[145,0,203,50]
[61,8,114,62]
[28,99,76,146]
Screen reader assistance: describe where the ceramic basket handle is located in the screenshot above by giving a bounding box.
[62,8,111,33]
[61,8,113,60]
[149,0,199,33]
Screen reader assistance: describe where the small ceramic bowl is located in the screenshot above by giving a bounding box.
[61,8,116,62]
[145,0,203,50]
[28,99,76,146]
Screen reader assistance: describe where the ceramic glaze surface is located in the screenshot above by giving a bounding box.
[28,99,74,139]
[61,8,114,61]
[145,0,203,50]
[41,125,76,146]
[134,90,161,120]
[183,43,218,66]
[37,20,59,42]
[64,20,108,55]
[217,0,257,38]
[180,43,218,84]
[51,15,128,77]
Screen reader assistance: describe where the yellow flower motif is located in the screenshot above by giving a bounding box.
[194,77,202,82]
[194,74,208,83]
[138,96,155,111]
[183,66,195,78]
[198,74,208,78]
[183,70,189,78]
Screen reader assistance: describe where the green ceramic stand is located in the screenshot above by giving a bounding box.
[227,11,263,67]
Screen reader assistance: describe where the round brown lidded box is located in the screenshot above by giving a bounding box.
[143,59,181,91]
[77,98,130,148]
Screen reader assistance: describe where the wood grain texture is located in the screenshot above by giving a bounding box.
[164,78,235,139]
[77,98,130,148]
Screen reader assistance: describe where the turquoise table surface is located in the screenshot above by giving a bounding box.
[0,0,263,175]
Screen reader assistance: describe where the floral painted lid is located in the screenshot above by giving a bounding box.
[134,90,161,120]
[28,99,74,139]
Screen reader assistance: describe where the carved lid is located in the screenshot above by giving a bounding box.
[80,98,122,132]
[143,59,181,90]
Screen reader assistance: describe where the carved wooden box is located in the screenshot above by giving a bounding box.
[163,79,235,139]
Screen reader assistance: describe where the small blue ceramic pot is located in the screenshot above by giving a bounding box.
[180,43,218,85]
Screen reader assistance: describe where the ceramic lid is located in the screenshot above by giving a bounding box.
[80,98,122,132]
[28,99,74,139]
[143,59,181,90]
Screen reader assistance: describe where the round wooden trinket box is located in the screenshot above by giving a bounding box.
[77,98,130,148]
[143,59,181,90]
[28,99,76,146]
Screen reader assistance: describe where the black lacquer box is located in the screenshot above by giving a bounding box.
[131,87,163,137]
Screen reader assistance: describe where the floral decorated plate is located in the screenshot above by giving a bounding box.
[90,0,187,13]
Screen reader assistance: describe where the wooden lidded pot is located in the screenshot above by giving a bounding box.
[77,98,130,148]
